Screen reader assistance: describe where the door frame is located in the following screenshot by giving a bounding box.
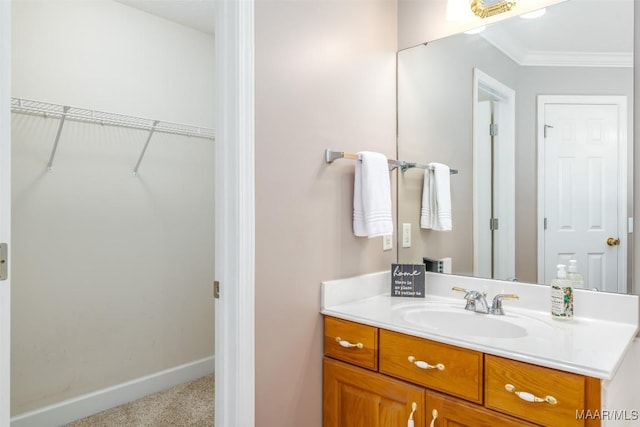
[472,68,516,280]
[537,95,628,292]
[0,0,257,425]
[214,0,256,425]
[1,0,11,425]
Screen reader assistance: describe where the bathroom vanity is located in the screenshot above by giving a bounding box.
[321,272,639,427]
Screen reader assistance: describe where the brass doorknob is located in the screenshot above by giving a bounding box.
[607,238,620,246]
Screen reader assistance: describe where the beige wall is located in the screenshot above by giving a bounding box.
[254,0,397,425]
[11,0,215,414]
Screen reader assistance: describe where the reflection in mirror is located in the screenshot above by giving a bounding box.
[397,0,634,293]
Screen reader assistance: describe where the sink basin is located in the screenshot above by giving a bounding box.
[401,307,529,339]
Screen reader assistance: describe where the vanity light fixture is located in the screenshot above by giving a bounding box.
[519,8,546,19]
[470,0,516,19]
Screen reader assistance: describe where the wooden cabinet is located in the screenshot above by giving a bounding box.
[379,329,483,403]
[485,354,601,427]
[324,316,378,370]
[425,390,539,427]
[323,316,601,427]
[324,357,425,427]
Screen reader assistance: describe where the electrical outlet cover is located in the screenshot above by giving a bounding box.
[383,235,393,251]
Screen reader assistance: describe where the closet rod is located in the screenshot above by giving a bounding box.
[324,149,405,171]
[11,98,216,140]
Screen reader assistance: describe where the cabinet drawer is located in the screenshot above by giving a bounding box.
[485,355,598,427]
[379,329,483,403]
[324,317,378,370]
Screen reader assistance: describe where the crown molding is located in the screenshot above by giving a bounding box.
[481,31,632,68]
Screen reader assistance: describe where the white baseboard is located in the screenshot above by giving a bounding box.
[11,356,214,427]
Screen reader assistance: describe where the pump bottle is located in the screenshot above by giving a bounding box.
[551,264,573,320]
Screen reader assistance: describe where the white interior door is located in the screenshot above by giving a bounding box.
[0,1,11,425]
[539,96,627,292]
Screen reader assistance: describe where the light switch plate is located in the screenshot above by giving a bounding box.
[402,223,411,248]
[382,235,393,251]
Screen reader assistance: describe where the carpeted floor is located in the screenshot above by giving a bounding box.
[64,375,214,427]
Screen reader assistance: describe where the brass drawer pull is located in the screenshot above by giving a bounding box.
[335,337,363,349]
[505,383,558,405]
[408,356,445,371]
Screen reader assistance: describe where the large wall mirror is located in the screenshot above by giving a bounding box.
[397,0,634,294]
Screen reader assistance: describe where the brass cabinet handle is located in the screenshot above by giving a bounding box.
[607,237,621,246]
[407,402,417,427]
[335,337,363,349]
[505,383,558,405]
[408,356,445,371]
[429,409,438,427]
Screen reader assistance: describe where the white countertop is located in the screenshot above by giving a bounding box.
[321,271,639,380]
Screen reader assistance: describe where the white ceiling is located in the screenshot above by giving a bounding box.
[114,0,215,36]
[111,0,632,67]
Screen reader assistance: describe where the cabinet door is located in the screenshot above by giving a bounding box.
[324,357,425,427]
[426,390,540,427]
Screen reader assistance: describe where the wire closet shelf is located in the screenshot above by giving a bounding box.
[11,97,215,175]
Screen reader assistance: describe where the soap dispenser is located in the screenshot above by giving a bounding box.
[551,264,574,320]
[567,259,585,289]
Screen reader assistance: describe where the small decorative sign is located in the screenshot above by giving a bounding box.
[391,263,426,298]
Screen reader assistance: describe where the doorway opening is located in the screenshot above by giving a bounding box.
[472,68,516,281]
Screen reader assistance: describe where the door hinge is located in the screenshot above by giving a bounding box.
[544,218,548,230]
[213,281,220,299]
[490,218,499,231]
[489,123,499,137]
[544,124,554,138]
[0,243,7,281]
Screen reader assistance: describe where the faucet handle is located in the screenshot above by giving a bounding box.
[451,287,487,297]
[490,293,519,315]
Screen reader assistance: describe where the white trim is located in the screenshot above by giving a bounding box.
[481,30,633,68]
[214,0,255,426]
[537,95,628,291]
[520,51,632,68]
[10,357,215,427]
[0,1,11,426]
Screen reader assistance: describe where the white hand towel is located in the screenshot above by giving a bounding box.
[420,162,452,231]
[420,169,434,229]
[353,151,393,238]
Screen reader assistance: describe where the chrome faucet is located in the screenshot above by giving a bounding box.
[452,287,519,315]
[464,290,490,314]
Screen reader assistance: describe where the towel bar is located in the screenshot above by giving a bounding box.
[324,149,405,171]
[324,149,458,174]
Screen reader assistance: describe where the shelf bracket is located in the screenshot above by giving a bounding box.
[133,120,159,176]
[47,106,70,172]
